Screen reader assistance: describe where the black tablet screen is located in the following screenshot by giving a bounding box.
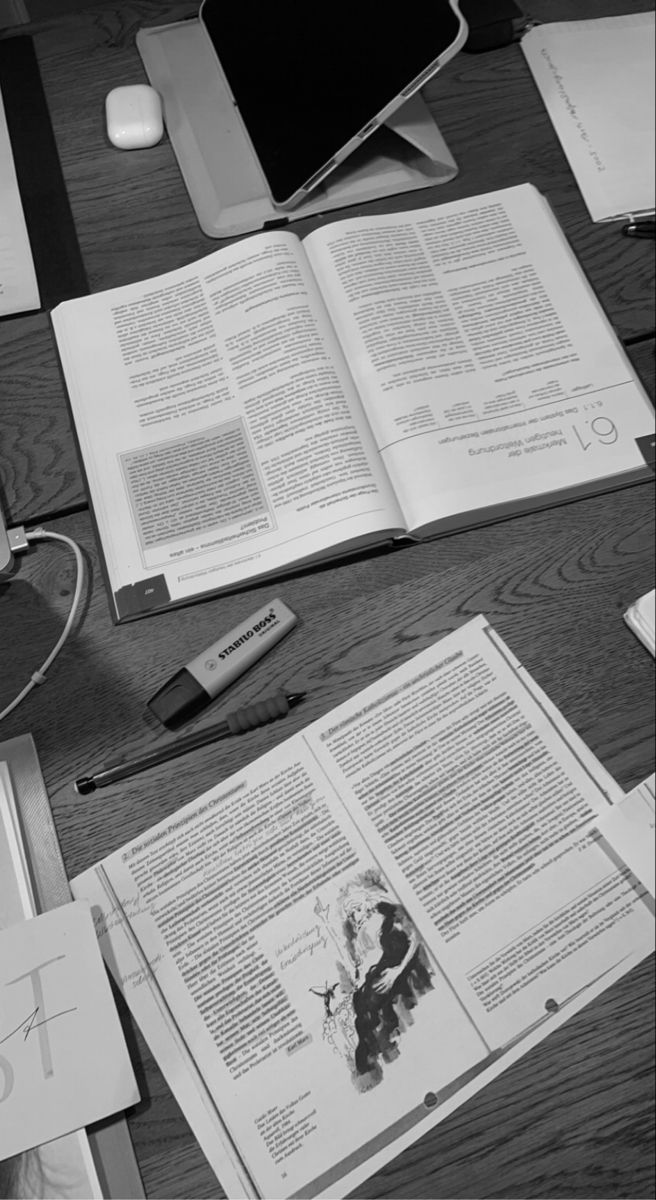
[199,1,464,206]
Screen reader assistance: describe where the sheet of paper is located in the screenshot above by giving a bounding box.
[0,897,139,1160]
[0,86,41,317]
[596,775,655,897]
[624,588,656,656]
[521,14,655,222]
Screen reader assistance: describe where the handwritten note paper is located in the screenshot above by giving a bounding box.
[0,900,139,1160]
[522,14,655,222]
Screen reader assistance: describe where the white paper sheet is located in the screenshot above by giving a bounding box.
[624,588,656,656]
[0,85,41,317]
[522,14,656,222]
[0,900,140,1160]
[596,775,655,897]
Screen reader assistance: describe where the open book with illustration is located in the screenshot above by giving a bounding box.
[72,616,654,1199]
[51,183,655,622]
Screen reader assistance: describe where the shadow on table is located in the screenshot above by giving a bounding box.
[0,576,123,752]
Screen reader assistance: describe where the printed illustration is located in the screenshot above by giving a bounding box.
[312,870,434,1090]
[309,981,340,1017]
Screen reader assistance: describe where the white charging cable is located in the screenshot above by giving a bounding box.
[0,526,85,722]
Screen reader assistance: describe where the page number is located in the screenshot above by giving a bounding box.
[573,416,618,450]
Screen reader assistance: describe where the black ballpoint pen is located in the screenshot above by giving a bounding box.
[75,689,305,794]
[621,217,655,240]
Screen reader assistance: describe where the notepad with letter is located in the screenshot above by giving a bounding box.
[0,735,145,1200]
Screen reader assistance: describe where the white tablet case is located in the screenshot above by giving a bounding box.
[136,18,459,239]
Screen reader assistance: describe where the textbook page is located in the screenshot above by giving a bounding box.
[521,14,656,223]
[72,617,653,1199]
[51,231,402,620]
[303,183,655,535]
[0,87,40,317]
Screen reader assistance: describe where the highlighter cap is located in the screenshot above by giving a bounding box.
[147,668,210,730]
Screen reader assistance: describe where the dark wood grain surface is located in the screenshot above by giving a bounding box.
[0,0,654,1197]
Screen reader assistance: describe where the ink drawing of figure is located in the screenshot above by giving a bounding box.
[338,871,433,1089]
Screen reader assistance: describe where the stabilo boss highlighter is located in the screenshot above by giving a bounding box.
[147,598,297,730]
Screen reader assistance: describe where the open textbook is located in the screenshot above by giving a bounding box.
[51,183,655,622]
[72,616,655,1199]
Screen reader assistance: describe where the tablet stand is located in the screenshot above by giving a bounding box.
[136,19,459,239]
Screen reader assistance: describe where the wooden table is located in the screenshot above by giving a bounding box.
[1,1,654,1197]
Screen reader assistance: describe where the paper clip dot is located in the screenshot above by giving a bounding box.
[424,1092,438,1109]
[545,997,559,1013]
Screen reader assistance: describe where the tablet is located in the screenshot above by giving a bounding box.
[198,0,467,211]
